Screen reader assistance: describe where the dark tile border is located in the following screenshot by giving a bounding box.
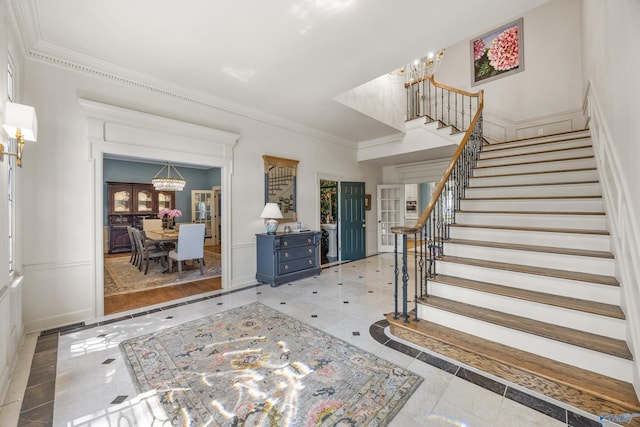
[368,319,604,427]
[19,284,268,425]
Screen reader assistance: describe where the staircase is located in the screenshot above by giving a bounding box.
[389,129,640,421]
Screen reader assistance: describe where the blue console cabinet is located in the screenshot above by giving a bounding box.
[256,231,322,287]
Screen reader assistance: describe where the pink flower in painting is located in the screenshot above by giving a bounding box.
[473,38,486,60]
[487,27,519,71]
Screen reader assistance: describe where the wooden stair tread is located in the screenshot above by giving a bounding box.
[468,180,599,189]
[451,223,609,236]
[458,209,606,216]
[440,255,619,286]
[471,167,597,179]
[386,314,640,415]
[432,274,625,319]
[475,155,594,169]
[421,296,632,359]
[481,144,592,161]
[446,237,614,259]
[464,195,602,200]
[486,130,591,147]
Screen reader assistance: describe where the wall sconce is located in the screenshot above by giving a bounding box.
[1,101,38,167]
[260,202,283,234]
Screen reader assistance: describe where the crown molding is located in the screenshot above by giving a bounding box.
[28,44,356,149]
[9,0,356,150]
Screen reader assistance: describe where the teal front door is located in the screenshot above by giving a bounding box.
[340,181,366,261]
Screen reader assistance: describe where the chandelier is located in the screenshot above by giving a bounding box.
[152,163,186,191]
[390,49,445,83]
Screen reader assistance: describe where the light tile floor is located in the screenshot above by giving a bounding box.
[2,253,604,426]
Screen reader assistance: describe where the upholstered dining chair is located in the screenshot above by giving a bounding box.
[142,218,163,232]
[168,223,206,278]
[132,228,169,275]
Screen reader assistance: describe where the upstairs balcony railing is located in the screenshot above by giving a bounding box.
[406,75,481,134]
[393,77,484,323]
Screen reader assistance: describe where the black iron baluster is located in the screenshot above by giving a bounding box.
[402,234,409,323]
[394,233,398,319]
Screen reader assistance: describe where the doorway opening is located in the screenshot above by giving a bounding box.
[320,179,338,265]
[102,157,223,315]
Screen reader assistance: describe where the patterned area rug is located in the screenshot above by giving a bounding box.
[104,249,221,296]
[120,302,422,426]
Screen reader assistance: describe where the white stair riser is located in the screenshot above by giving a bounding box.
[445,243,615,276]
[455,212,608,231]
[468,169,599,187]
[481,139,592,159]
[474,157,596,176]
[429,282,626,340]
[460,198,604,213]
[436,261,620,305]
[449,227,611,252]
[417,305,632,382]
[484,132,591,151]
[477,147,594,168]
[465,182,601,199]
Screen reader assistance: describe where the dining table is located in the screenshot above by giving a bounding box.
[145,229,179,244]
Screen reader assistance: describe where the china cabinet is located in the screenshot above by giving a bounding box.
[106,182,175,253]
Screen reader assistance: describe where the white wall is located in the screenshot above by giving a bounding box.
[334,73,406,132]
[581,0,640,397]
[435,0,585,141]
[20,57,381,332]
[0,0,26,406]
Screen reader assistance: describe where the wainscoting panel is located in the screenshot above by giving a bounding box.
[22,262,95,333]
[0,276,23,405]
[588,85,640,397]
[231,242,258,289]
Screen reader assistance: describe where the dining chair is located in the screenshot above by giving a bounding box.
[142,218,163,232]
[168,223,206,278]
[126,226,140,266]
[133,228,169,275]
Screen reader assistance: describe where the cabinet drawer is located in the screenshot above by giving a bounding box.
[279,234,315,248]
[278,257,316,275]
[279,246,315,261]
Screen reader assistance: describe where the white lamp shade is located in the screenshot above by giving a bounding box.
[2,101,38,142]
[260,202,283,219]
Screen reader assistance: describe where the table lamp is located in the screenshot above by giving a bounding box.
[260,203,283,234]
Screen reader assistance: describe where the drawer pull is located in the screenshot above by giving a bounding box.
[307,238,311,244]
[284,252,289,258]
[283,241,288,247]
[308,248,312,254]
[308,260,313,265]
[284,265,289,270]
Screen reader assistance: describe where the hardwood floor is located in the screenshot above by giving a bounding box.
[103,245,222,315]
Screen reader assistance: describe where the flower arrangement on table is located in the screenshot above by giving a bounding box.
[158,208,182,229]
[157,208,182,219]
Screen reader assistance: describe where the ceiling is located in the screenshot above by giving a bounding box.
[14,0,547,151]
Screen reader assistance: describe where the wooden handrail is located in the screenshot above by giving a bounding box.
[393,84,484,235]
[405,75,482,99]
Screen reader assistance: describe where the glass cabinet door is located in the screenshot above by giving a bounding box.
[135,187,154,213]
[157,191,173,210]
[112,189,131,213]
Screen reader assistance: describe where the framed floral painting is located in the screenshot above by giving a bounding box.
[471,18,524,86]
